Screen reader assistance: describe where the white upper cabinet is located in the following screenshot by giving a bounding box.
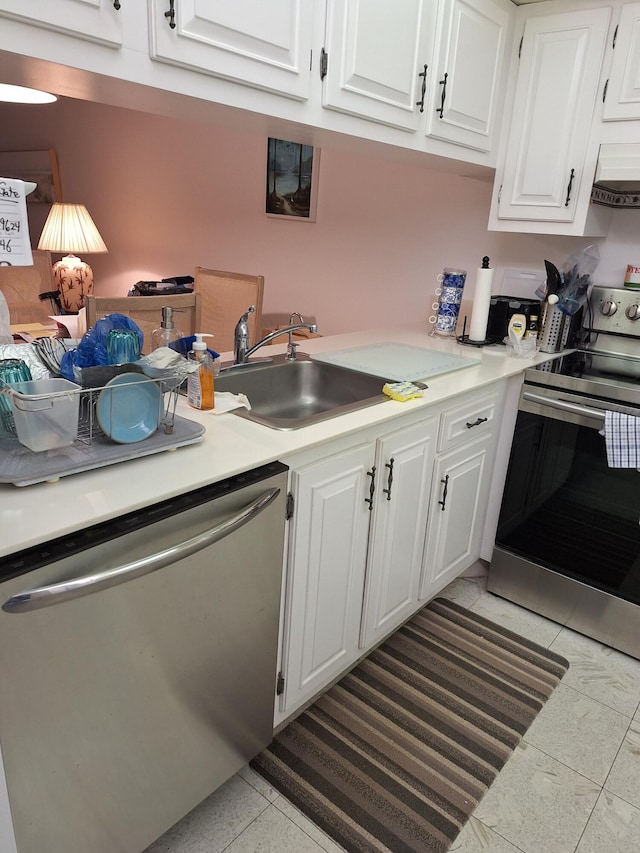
[491,6,611,234]
[321,0,438,131]
[603,3,640,119]
[0,0,123,47]
[148,0,315,100]
[426,0,512,152]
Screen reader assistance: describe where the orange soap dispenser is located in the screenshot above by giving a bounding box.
[187,333,215,410]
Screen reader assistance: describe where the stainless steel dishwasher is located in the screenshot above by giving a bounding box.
[0,460,288,853]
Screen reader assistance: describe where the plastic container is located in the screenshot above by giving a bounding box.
[151,305,183,350]
[187,334,216,411]
[8,378,81,451]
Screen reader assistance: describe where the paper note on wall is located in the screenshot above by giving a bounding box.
[0,178,33,267]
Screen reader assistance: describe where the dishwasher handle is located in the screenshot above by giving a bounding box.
[3,487,280,614]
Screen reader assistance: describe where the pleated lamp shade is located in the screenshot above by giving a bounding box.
[38,203,108,313]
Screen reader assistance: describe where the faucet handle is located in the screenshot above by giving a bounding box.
[286,340,300,360]
[240,305,256,322]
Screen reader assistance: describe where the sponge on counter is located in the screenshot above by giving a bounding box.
[382,381,425,402]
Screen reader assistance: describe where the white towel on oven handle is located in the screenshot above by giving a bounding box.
[602,410,640,469]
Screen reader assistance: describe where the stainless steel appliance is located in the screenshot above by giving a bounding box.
[489,286,640,659]
[0,461,287,853]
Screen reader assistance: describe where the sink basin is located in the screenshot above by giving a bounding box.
[215,354,388,430]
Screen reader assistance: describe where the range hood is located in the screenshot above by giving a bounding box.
[591,143,640,208]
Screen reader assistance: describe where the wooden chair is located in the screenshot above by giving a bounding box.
[0,250,56,326]
[194,267,264,355]
[85,293,201,354]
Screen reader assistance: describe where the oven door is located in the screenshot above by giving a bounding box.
[493,382,640,609]
[490,382,640,657]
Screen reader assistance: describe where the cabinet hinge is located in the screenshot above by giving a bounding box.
[309,48,313,72]
[320,47,328,80]
[276,671,285,696]
[612,24,618,50]
[498,183,502,204]
[285,492,295,520]
[603,78,609,103]
[518,35,523,59]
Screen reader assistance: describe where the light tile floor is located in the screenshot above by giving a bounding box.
[147,574,640,853]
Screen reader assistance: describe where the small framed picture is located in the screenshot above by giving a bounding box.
[266,138,319,221]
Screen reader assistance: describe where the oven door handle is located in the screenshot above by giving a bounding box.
[2,487,280,614]
[522,391,605,424]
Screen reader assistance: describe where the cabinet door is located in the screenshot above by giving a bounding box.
[322,0,437,130]
[426,0,512,152]
[497,8,610,224]
[0,0,122,47]
[603,3,640,120]
[420,433,493,599]
[149,0,314,100]
[360,418,438,649]
[279,443,374,715]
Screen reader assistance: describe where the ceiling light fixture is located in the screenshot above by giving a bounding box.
[0,83,57,104]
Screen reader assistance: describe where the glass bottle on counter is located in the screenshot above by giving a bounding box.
[187,333,216,410]
[151,305,182,351]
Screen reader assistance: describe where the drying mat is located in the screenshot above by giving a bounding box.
[251,597,569,853]
[310,343,479,382]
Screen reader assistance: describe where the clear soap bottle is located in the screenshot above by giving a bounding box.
[187,333,215,410]
[151,305,182,351]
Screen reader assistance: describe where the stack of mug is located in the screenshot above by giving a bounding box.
[429,268,467,336]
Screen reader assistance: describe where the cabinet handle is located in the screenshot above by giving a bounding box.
[383,457,395,501]
[438,474,449,511]
[165,0,176,29]
[436,72,448,119]
[565,168,575,207]
[416,64,428,112]
[466,416,488,429]
[365,466,376,511]
[113,0,121,9]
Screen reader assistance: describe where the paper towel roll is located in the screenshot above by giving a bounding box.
[469,266,494,342]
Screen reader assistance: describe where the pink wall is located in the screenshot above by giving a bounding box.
[2,97,638,335]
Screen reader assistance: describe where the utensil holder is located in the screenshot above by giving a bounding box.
[539,303,569,353]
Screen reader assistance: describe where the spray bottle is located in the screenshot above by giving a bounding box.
[187,333,215,410]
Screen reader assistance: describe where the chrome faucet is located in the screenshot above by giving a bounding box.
[232,306,318,365]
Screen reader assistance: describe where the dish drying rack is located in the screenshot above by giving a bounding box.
[0,372,181,449]
[79,374,182,445]
[0,371,205,487]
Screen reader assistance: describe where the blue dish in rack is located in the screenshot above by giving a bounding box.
[96,373,161,444]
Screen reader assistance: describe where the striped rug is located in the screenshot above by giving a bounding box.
[251,597,569,853]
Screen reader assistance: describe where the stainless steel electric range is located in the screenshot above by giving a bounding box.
[489,285,640,659]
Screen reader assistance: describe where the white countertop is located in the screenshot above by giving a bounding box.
[0,325,557,558]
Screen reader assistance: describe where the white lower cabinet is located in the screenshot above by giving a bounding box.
[278,441,374,716]
[360,418,438,649]
[420,433,493,597]
[277,385,503,724]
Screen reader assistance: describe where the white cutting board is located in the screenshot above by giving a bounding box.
[311,343,479,381]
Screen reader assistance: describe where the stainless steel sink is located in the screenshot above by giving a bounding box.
[215,354,388,430]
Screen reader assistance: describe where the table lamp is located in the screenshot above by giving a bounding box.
[38,203,108,313]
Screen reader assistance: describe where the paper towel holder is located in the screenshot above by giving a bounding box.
[457,256,494,347]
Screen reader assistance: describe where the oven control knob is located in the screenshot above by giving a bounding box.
[600,299,618,316]
[625,303,640,320]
